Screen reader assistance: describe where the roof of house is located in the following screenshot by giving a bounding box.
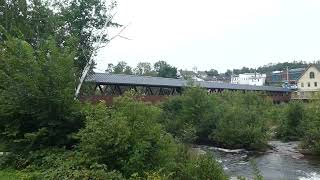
[297,64,320,81]
[87,73,291,92]
[289,68,305,72]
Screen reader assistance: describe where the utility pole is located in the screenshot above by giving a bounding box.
[287,66,289,83]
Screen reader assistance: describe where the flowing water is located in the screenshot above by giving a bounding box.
[196,141,320,180]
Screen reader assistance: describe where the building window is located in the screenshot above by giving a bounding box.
[308,82,311,87]
[301,82,304,87]
[315,82,318,87]
[310,72,315,79]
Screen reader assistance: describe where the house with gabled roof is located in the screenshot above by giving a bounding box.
[292,64,320,99]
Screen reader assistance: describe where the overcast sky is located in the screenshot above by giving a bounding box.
[95,0,320,73]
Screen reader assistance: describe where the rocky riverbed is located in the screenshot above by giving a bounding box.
[196,141,320,180]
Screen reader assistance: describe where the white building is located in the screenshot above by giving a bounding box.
[231,73,266,86]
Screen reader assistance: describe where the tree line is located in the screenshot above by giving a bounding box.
[105,60,314,82]
[105,61,178,78]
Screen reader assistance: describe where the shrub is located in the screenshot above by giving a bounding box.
[276,101,305,141]
[301,99,320,154]
[9,149,125,180]
[210,92,271,150]
[78,96,178,177]
[174,146,228,180]
[0,37,84,152]
[162,88,272,150]
[78,95,227,179]
[161,87,221,144]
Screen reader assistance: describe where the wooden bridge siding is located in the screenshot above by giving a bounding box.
[79,95,168,105]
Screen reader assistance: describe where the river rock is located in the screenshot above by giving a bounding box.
[191,147,207,155]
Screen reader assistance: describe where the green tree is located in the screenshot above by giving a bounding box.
[161,87,221,144]
[0,0,57,48]
[112,61,133,75]
[0,32,83,152]
[78,96,178,177]
[134,62,153,76]
[124,66,133,75]
[162,88,272,150]
[105,63,115,73]
[211,92,271,150]
[0,0,120,77]
[205,69,219,77]
[301,98,320,154]
[154,61,177,78]
[59,0,120,75]
[277,101,304,141]
[224,69,232,77]
[178,70,197,80]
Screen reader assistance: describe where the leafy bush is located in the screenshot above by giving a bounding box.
[76,95,228,179]
[78,96,178,177]
[211,92,272,150]
[301,100,320,154]
[1,149,124,180]
[0,169,23,180]
[173,146,227,180]
[276,101,305,141]
[1,94,227,179]
[162,87,272,150]
[161,87,221,144]
[0,36,84,152]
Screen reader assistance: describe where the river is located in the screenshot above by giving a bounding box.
[196,141,320,180]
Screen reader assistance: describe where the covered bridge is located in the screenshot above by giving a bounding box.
[81,73,292,103]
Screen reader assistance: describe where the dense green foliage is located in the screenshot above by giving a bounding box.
[300,99,320,155]
[211,92,272,150]
[106,60,178,78]
[256,61,308,74]
[276,101,305,141]
[274,98,320,155]
[0,0,119,75]
[174,152,227,180]
[154,61,178,78]
[78,97,178,177]
[160,87,218,143]
[161,87,272,150]
[0,95,227,179]
[0,149,124,179]
[0,0,120,151]
[0,34,83,152]
[0,1,228,179]
[0,170,22,180]
[0,0,57,48]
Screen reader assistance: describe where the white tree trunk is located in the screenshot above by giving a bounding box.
[74,19,129,99]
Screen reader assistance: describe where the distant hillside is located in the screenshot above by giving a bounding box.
[256,61,309,74]
[228,61,310,75]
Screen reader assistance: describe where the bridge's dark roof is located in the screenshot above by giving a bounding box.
[88,73,185,87]
[87,73,291,92]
